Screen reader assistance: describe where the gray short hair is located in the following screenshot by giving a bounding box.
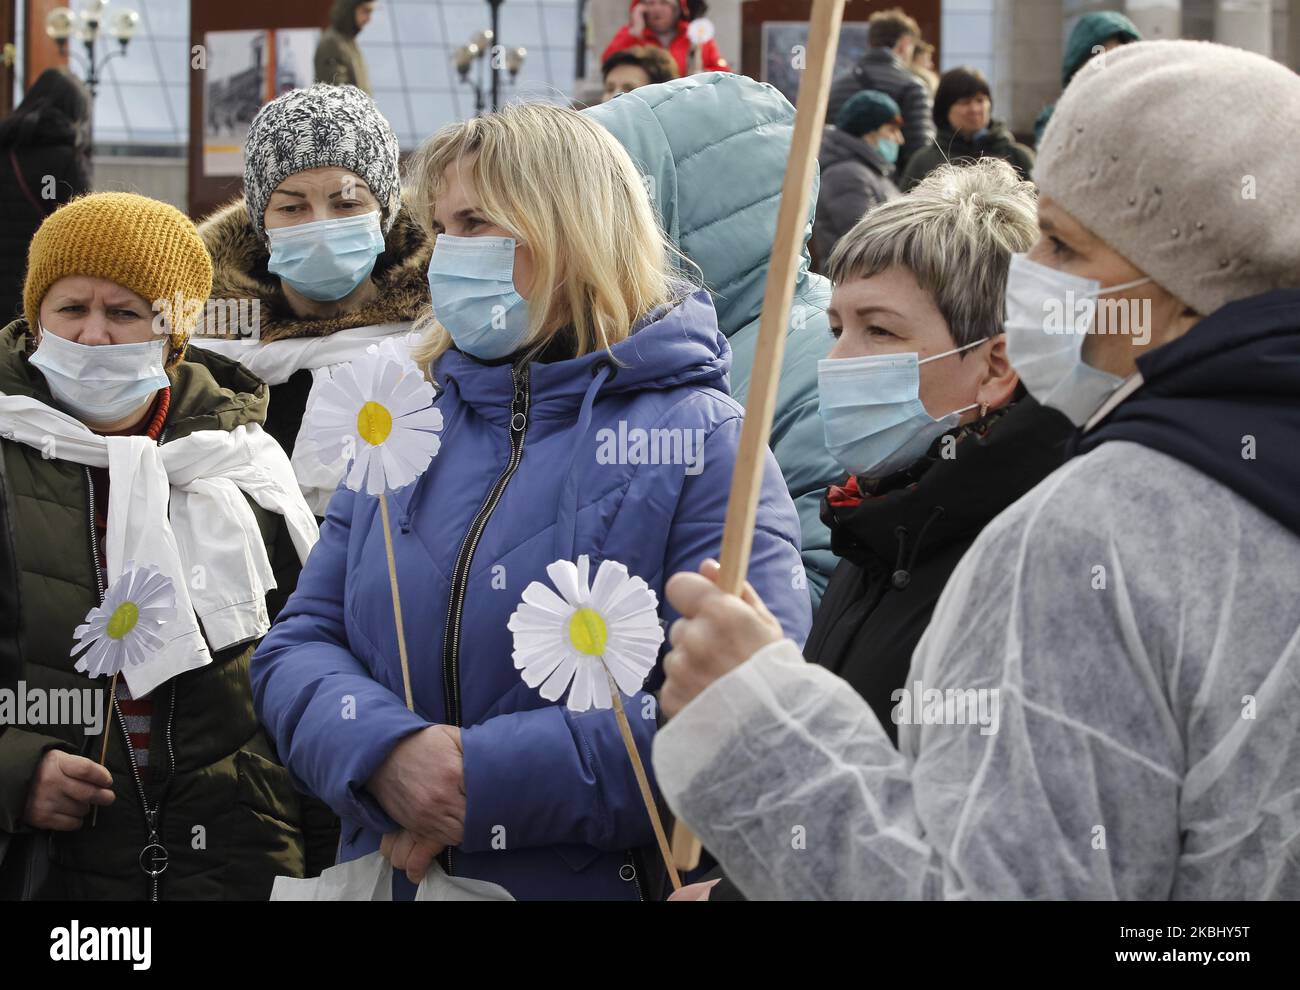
[826,158,1038,348]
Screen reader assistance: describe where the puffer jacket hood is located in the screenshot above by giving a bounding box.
[585,73,824,340]
[1076,288,1300,539]
[585,72,842,603]
[436,291,729,417]
[1064,11,1140,86]
[198,196,431,344]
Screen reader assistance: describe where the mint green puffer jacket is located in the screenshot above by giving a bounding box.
[586,72,839,604]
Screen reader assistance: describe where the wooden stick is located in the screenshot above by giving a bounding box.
[604,666,681,892]
[669,0,847,872]
[378,493,415,711]
[92,671,119,828]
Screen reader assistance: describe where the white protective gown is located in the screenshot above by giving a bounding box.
[653,441,1300,899]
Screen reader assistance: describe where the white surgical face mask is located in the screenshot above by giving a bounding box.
[29,327,168,425]
[1003,253,1151,427]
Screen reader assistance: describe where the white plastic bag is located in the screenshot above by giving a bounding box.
[270,851,514,901]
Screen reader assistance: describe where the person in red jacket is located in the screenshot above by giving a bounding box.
[602,0,732,77]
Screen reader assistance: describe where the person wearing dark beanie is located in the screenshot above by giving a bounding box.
[899,65,1034,192]
[1034,10,1141,145]
[811,89,903,270]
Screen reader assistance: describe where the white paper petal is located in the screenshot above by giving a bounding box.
[589,558,630,612]
[519,649,567,688]
[590,661,614,710]
[519,581,572,616]
[545,559,584,608]
[539,652,577,702]
[567,659,596,712]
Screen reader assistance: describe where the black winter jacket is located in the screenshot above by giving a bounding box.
[0,110,91,324]
[805,397,1074,740]
[899,121,1035,192]
[827,47,935,173]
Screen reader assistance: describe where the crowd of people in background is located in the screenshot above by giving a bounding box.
[0,7,1297,903]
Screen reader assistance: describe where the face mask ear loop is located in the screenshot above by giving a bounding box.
[919,337,990,420]
[918,336,991,366]
[1096,274,1153,296]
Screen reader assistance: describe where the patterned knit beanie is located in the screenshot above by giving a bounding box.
[24,192,214,366]
[243,83,401,240]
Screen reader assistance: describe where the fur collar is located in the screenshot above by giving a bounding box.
[198,197,433,343]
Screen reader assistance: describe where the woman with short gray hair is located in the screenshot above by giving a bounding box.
[657,40,1300,901]
[674,156,1076,899]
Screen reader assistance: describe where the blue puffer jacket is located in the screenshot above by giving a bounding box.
[586,73,841,606]
[251,290,811,900]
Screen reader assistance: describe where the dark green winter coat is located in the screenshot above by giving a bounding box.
[0,320,338,899]
[899,121,1035,192]
[315,0,372,93]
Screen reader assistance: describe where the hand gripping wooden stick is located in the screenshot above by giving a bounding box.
[668,0,847,873]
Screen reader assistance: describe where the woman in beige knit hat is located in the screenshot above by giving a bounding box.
[648,40,1300,900]
[0,192,338,900]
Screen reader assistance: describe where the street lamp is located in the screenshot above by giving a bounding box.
[451,6,527,115]
[46,1,139,101]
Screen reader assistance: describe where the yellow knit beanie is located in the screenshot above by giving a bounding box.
[23,192,214,365]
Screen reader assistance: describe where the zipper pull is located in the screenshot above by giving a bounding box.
[510,367,528,435]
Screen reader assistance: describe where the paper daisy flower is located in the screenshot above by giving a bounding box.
[70,565,176,679]
[508,555,666,712]
[686,17,715,44]
[306,347,443,496]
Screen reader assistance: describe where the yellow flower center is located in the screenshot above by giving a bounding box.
[357,401,393,446]
[107,601,139,640]
[567,607,608,656]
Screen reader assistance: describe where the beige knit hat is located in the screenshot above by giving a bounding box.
[1036,40,1300,316]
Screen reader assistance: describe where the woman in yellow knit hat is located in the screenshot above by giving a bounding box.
[0,192,338,900]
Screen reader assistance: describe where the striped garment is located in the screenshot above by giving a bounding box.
[115,680,152,780]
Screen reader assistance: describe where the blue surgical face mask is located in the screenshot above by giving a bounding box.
[427,234,532,360]
[29,326,169,425]
[874,137,900,164]
[266,211,385,302]
[818,337,989,479]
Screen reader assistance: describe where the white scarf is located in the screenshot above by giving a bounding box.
[193,323,418,515]
[0,394,319,697]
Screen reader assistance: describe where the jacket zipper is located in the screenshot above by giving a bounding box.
[438,364,530,875]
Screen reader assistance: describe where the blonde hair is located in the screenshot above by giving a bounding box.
[407,102,686,371]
